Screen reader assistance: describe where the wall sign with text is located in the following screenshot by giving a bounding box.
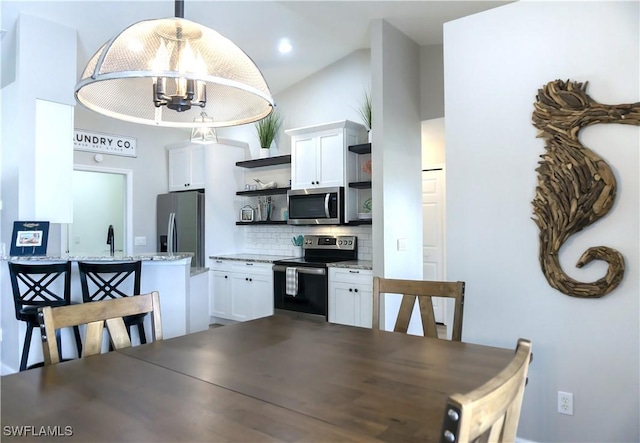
[73,129,137,157]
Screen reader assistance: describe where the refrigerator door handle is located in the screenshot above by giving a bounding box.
[168,212,176,253]
[172,212,178,253]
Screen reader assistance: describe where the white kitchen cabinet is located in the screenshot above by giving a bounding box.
[168,145,205,191]
[328,268,373,328]
[209,261,232,319]
[189,271,210,333]
[287,120,366,190]
[209,260,273,322]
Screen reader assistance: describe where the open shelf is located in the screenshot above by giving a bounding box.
[349,181,371,189]
[236,155,291,169]
[236,187,290,196]
[348,219,372,226]
[236,220,288,226]
[348,143,371,154]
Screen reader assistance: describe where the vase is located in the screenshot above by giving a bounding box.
[259,148,270,158]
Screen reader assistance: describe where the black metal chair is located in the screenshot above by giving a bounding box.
[77,261,147,345]
[8,262,82,371]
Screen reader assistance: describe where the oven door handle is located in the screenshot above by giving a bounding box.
[272,265,326,276]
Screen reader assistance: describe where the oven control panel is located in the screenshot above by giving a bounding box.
[303,235,357,250]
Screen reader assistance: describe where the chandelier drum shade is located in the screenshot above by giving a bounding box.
[75,15,274,128]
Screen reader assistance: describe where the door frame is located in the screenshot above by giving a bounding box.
[61,165,133,255]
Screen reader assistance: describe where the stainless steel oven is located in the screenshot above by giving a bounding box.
[287,187,344,225]
[273,235,357,320]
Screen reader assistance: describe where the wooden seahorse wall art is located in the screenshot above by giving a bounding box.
[531,79,640,298]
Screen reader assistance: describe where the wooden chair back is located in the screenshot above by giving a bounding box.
[372,277,465,341]
[38,291,162,365]
[440,339,532,443]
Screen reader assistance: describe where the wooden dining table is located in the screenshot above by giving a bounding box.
[1,315,514,442]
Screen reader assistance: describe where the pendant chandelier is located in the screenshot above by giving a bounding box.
[75,0,274,128]
[190,112,218,144]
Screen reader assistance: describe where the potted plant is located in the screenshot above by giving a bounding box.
[357,88,372,142]
[255,109,282,158]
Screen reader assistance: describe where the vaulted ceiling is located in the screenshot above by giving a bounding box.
[2,1,510,94]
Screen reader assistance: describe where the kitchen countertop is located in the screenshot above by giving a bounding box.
[209,254,296,264]
[327,260,373,270]
[211,254,372,270]
[6,252,209,276]
[6,252,194,262]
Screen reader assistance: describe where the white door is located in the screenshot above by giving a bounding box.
[422,168,446,323]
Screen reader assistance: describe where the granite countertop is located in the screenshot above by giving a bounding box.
[327,260,373,270]
[6,252,194,262]
[190,267,209,277]
[210,253,297,264]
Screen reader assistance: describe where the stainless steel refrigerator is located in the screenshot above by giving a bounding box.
[157,191,205,268]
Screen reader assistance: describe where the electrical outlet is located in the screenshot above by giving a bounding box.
[558,391,573,415]
[397,238,407,251]
[134,236,147,246]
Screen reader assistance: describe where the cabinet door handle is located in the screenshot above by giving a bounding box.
[349,288,353,292]
[354,288,358,293]
[349,270,360,274]
[246,263,253,266]
[224,275,228,279]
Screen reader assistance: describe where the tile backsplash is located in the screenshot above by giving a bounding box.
[242,225,372,260]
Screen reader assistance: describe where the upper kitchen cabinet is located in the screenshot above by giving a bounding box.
[168,145,205,192]
[286,121,366,190]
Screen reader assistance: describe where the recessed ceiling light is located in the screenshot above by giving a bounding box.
[278,39,292,54]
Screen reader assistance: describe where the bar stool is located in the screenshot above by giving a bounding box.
[8,262,83,371]
[77,261,147,345]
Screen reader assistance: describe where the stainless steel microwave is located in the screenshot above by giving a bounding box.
[287,187,344,225]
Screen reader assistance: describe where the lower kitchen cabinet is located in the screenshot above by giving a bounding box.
[328,268,373,328]
[209,260,273,322]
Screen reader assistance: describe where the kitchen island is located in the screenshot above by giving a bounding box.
[1,253,208,374]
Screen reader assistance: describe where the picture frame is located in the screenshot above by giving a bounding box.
[10,221,50,256]
[240,206,254,222]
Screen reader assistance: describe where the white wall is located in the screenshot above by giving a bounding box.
[218,49,371,160]
[371,19,422,281]
[73,107,187,254]
[444,2,639,442]
[421,118,445,168]
[419,44,444,121]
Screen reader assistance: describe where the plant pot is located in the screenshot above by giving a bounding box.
[259,148,270,158]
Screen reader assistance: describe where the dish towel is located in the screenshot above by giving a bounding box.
[286,267,298,297]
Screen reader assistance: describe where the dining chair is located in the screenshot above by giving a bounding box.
[77,261,148,345]
[440,338,532,443]
[37,291,162,365]
[372,277,465,341]
[8,262,82,371]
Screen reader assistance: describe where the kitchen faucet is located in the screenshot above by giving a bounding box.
[106,225,114,256]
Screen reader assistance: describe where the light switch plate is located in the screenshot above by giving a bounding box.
[397,238,407,251]
[134,236,147,246]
